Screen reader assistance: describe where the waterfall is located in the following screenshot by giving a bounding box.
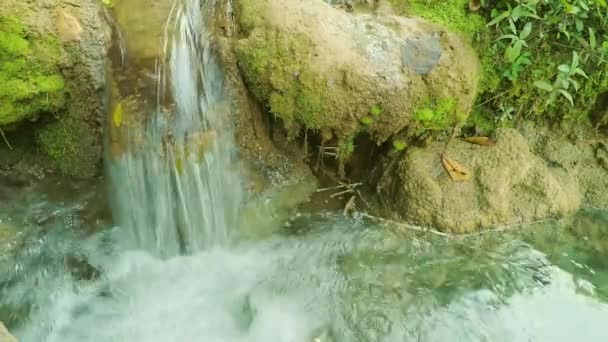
[107,0,242,257]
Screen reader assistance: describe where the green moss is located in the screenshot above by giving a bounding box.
[360,116,374,125]
[237,28,326,130]
[338,137,356,160]
[392,139,407,151]
[238,0,268,33]
[413,97,464,131]
[370,104,383,116]
[388,1,499,103]
[0,15,66,126]
[37,117,97,177]
[389,0,485,38]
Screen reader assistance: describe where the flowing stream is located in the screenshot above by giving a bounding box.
[2,0,608,341]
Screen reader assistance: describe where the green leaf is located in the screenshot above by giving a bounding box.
[497,34,519,41]
[589,28,597,49]
[360,116,374,125]
[571,51,580,69]
[568,78,579,91]
[533,80,553,91]
[392,140,407,151]
[511,6,523,21]
[370,105,383,116]
[574,68,589,79]
[505,47,517,63]
[558,89,574,106]
[519,22,532,40]
[575,18,584,32]
[487,11,509,26]
[509,18,517,34]
[558,64,570,73]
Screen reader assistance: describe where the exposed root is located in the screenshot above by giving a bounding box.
[360,213,453,238]
[0,128,13,150]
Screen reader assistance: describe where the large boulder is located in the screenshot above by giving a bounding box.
[381,129,582,233]
[236,0,479,146]
[0,0,108,178]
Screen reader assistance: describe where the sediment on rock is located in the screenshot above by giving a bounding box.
[380,127,607,233]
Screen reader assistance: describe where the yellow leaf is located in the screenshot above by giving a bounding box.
[175,156,183,175]
[112,102,123,128]
[101,0,117,7]
[441,154,471,182]
[463,136,495,146]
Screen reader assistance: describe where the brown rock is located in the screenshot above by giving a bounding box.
[56,8,83,42]
[0,322,18,342]
[382,129,582,233]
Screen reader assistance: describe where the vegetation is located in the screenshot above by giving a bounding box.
[0,15,65,126]
[236,28,326,133]
[481,0,608,123]
[392,0,607,131]
[413,97,466,132]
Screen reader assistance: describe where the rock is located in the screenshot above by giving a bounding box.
[401,34,443,75]
[382,128,582,233]
[56,8,83,42]
[0,0,108,178]
[112,0,175,63]
[236,0,479,144]
[541,137,608,209]
[0,322,17,342]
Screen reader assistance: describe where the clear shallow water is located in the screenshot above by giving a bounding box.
[2,188,608,341]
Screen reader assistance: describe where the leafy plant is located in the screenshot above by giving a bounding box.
[360,116,374,125]
[533,51,589,106]
[370,105,383,116]
[477,0,608,122]
[392,139,407,151]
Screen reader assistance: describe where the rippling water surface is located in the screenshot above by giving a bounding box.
[1,181,608,341]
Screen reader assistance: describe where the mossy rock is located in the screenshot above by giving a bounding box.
[0,1,107,178]
[236,0,480,157]
[0,15,66,126]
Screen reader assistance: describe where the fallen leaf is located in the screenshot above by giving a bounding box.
[112,102,123,128]
[175,156,184,175]
[463,136,495,146]
[469,0,481,11]
[441,154,471,182]
[56,8,83,42]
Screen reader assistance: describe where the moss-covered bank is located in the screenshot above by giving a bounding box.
[0,15,65,126]
[0,0,107,178]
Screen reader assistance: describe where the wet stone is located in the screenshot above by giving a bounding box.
[401,33,443,75]
[0,321,18,342]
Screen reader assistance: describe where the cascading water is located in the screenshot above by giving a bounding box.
[107,0,242,257]
[2,1,608,341]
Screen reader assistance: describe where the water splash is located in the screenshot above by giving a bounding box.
[107,0,242,257]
